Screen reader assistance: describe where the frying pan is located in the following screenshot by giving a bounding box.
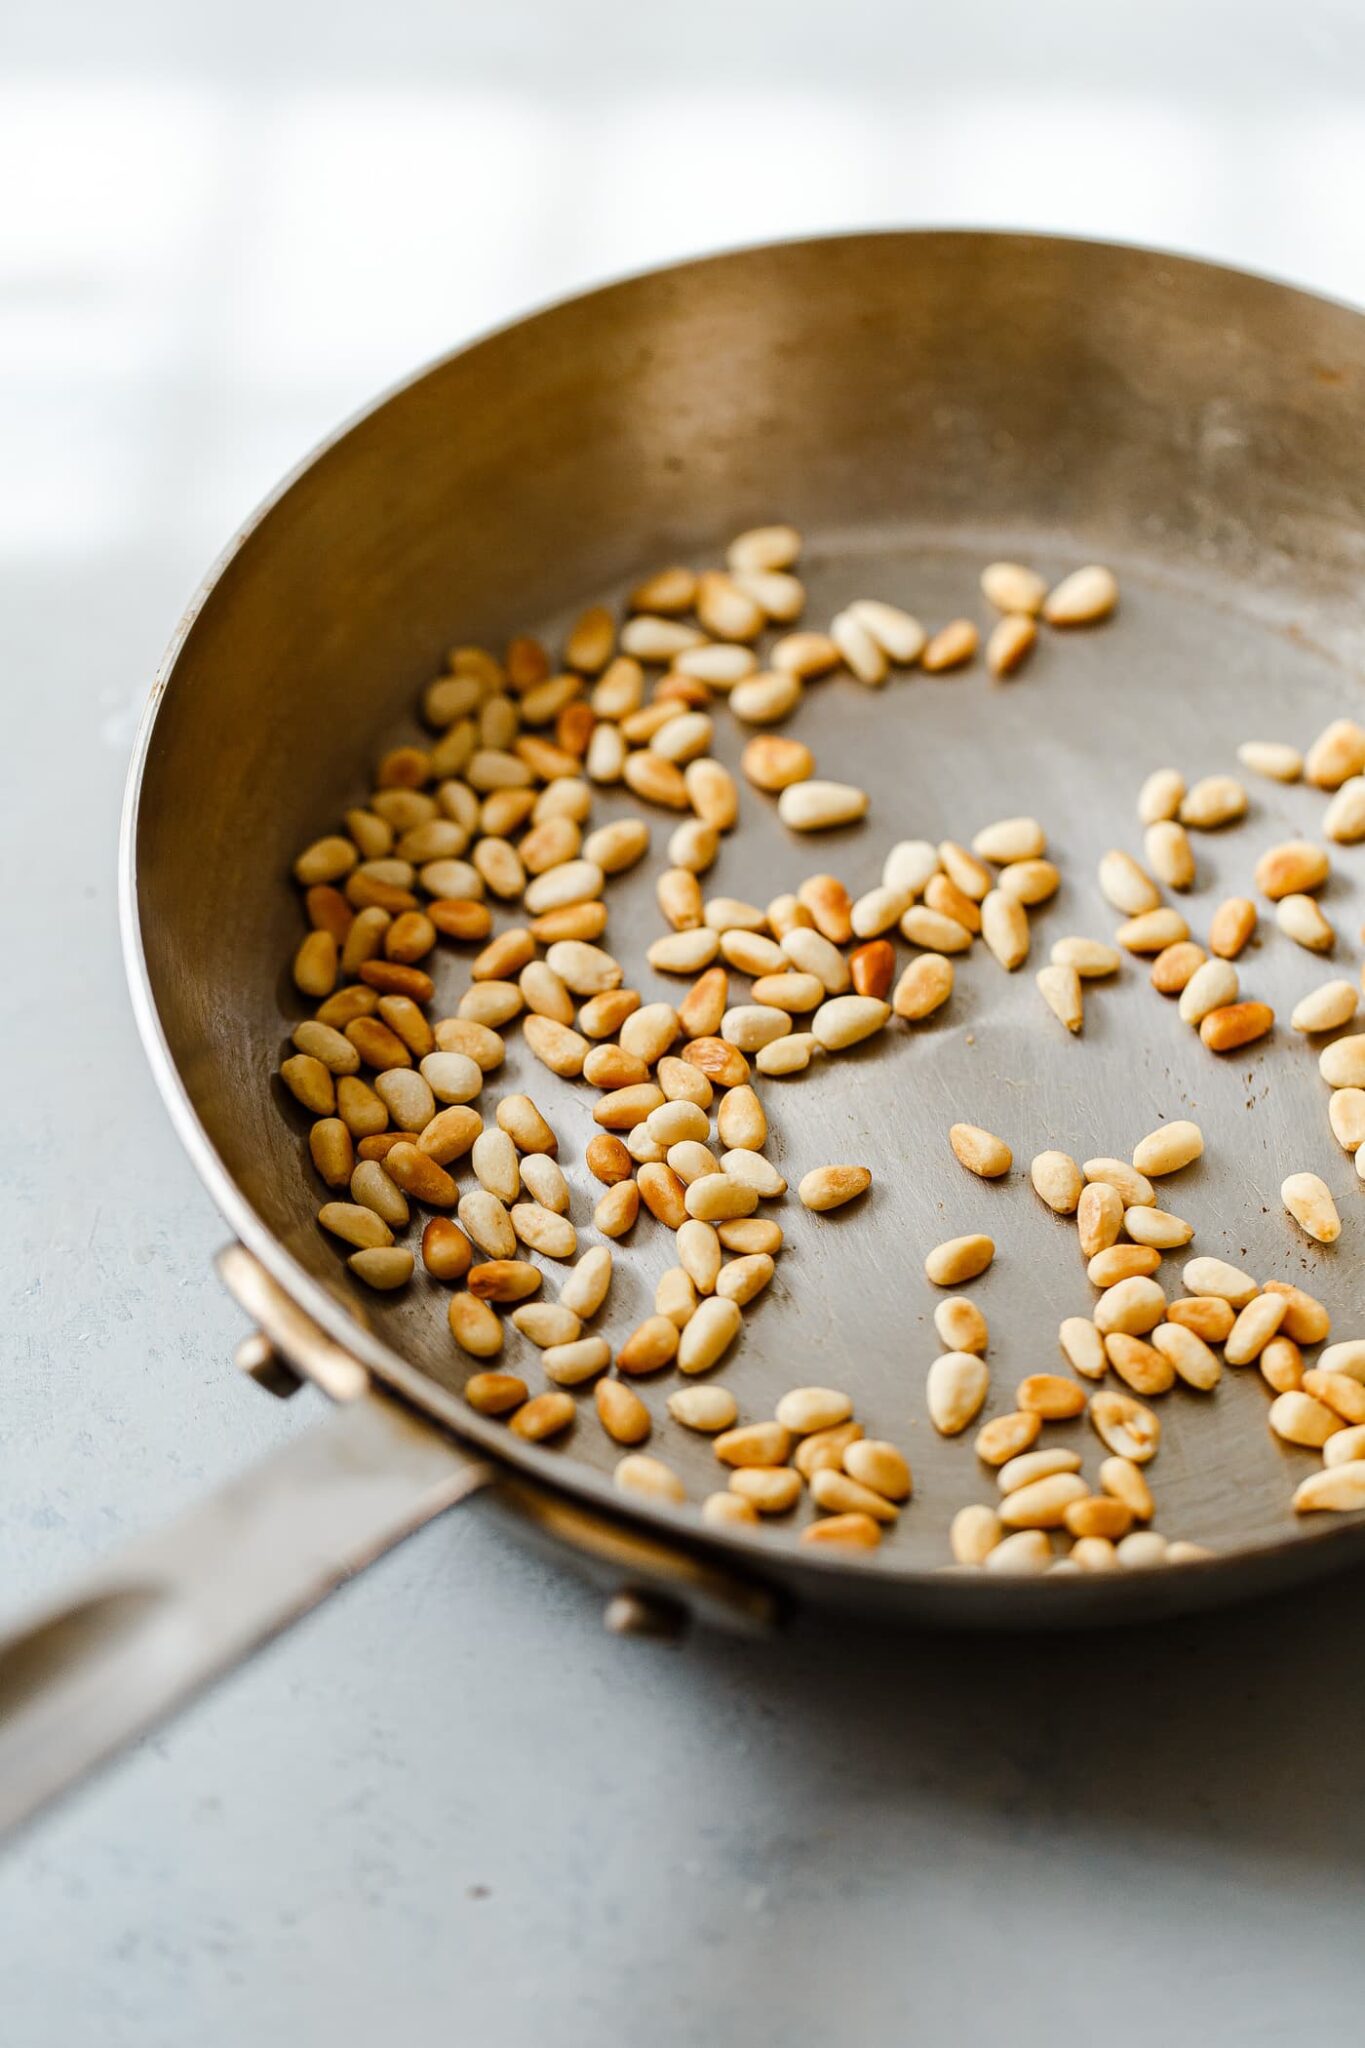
[5,228,1365,1834]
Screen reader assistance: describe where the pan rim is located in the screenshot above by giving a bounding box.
[119,225,1365,1603]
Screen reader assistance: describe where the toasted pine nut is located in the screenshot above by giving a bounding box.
[715,1420,792,1469]
[848,597,927,664]
[922,618,978,671]
[594,1181,640,1237]
[902,906,972,954]
[448,1290,502,1357]
[1099,1455,1154,1519]
[615,1453,686,1505]
[1087,1245,1158,1287]
[1255,839,1330,900]
[893,954,955,1019]
[1200,1001,1274,1053]
[981,561,1046,615]
[1269,1390,1344,1447]
[1036,964,1083,1032]
[949,1124,1012,1178]
[1261,1283,1330,1345]
[1324,775,1365,843]
[1093,1276,1166,1336]
[1150,941,1206,995]
[981,890,1029,970]
[934,1295,989,1354]
[614,1315,681,1375]
[1305,716,1365,788]
[731,669,803,724]
[843,1439,912,1502]
[950,1503,1003,1563]
[1260,1335,1304,1394]
[1017,1373,1086,1419]
[1089,1389,1161,1462]
[684,1174,758,1223]
[775,1387,853,1434]
[1059,1316,1107,1380]
[801,1510,880,1547]
[1303,1370,1365,1425]
[1065,1496,1133,1541]
[283,1054,336,1116]
[1130,1119,1203,1178]
[730,1466,801,1513]
[926,1352,990,1435]
[1030,1150,1083,1214]
[797,1164,871,1214]
[986,614,1037,677]
[1319,1340,1365,1379]
[1104,1332,1174,1395]
[668,818,719,873]
[810,1468,899,1523]
[999,1472,1089,1528]
[703,1491,760,1528]
[1281,1171,1341,1243]
[741,735,815,791]
[594,1379,651,1446]
[1042,564,1117,625]
[1325,1424,1365,1466]
[998,858,1059,905]
[347,1245,414,1289]
[1293,1462,1365,1512]
[924,1234,994,1286]
[522,1016,589,1077]
[464,1371,528,1416]
[1137,768,1185,825]
[793,1421,862,1479]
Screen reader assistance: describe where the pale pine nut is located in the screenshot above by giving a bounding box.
[742,735,815,791]
[722,1003,791,1052]
[794,1420,862,1478]
[1036,964,1083,1032]
[980,561,1046,615]
[716,1252,775,1306]
[1237,740,1302,783]
[981,891,1029,970]
[615,1453,686,1506]
[1319,1340,1365,1379]
[756,1033,818,1075]
[348,1246,414,1290]
[1268,1391,1344,1447]
[1071,1537,1119,1571]
[1059,1316,1107,1380]
[1083,1156,1155,1207]
[1030,1151,1083,1214]
[997,858,1060,905]
[1293,981,1358,1034]
[922,619,978,671]
[1305,716,1365,788]
[848,598,927,664]
[668,1385,738,1432]
[542,1337,611,1386]
[731,568,804,621]
[1260,1283,1328,1344]
[810,1469,899,1523]
[777,780,870,832]
[1324,776,1365,843]
[934,1295,988,1354]
[1255,839,1330,898]
[798,1164,871,1212]
[684,759,739,831]
[646,1098,709,1148]
[1144,819,1195,890]
[850,883,912,938]
[730,1466,801,1513]
[294,1020,359,1075]
[924,1234,994,1286]
[975,1411,1041,1465]
[1116,908,1189,954]
[675,642,758,686]
[1124,1206,1194,1249]
[1131,1119,1203,1177]
[1089,1390,1161,1462]
[1178,957,1239,1024]
[1329,1088,1365,1151]
[998,1473,1089,1529]
[1325,1424,1365,1467]
[937,840,991,900]
[1220,1293,1288,1366]
[731,670,803,723]
[669,818,719,872]
[950,1503,1002,1564]
[1098,849,1160,916]
[560,1244,612,1320]
[1115,1532,1168,1570]
[350,1161,409,1228]
[677,1295,742,1374]
[997,1447,1082,1494]
[1078,1182,1124,1257]
[1042,564,1117,625]
[1281,1171,1341,1243]
[902,906,973,954]
[986,615,1037,677]
[1321,1034,1365,1087]
[771,631,840,677]
[949,1124,1012,1177]
[1137,768,1185,825]
[1276,894,1334,952]
[984,1530,1052,1573]
[1178,775,1247,828]
[510,1202,577,1261]
[893,954,954,1020]
[684,1174,758,1223]
[830,608,889,685]
[719,1150,786,1199]
[1303,1370,1365,1425]
[926,1352,990,1434]
[655,1265,699,1327]
[812,994,890,1051]
[881,838,939,895]
[511,1303,581,1348]
[1051,936,1120,977]
[775,1387,853,1434]
[1293,1463,1365,1512]
[1179,1256,1256,1307]
[1100,1456,1154,1519]
[464,1371,528,1416]
[1093,1276,1166,1336]
[843,1439,912,1502]
[677,1218,722,1294]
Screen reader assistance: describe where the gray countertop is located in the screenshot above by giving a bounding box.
[4,3,1365,2039]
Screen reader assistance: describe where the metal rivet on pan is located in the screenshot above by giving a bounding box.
[602,1588,687,1641]
[233,1331,302,1400]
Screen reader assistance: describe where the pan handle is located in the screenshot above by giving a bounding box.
[0,1392,493,1837]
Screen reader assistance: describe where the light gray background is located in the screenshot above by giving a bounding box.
[4,4,1365,2042]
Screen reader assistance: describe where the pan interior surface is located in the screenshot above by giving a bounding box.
[129,233,1365,1605]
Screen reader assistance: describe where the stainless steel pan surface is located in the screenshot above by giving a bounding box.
[6,230,1365,1830]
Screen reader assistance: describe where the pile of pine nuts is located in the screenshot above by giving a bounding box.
[280,523,1365,1567]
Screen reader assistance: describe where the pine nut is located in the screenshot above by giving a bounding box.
[1178,957,1239,1024]
[1281,1171,1341,1243]
[731,569,805,622]
[1201,1001,1274,1052]
[720,1150,786,1199]
[1293,1462,1365,1512]
[684,758,739,831]
[420,1216,473,1282]
[1043,564,1117,625]
[1329,1088,1365,1154]
[1254,839,1329,900]
[999,1472,1089,1529]
[801,1509,880,1546]
[981,561,1047,615]
[893,954,955,1020]
[1181,1256,1257,1307]
[1031,1150,1083,1214]
[793,1423,861,1482]
[1088,1245,1160,1286]
[972,816,1045,865]
[464,1370,528,1417]
[1259,1335,1304,1393]
[843,1439,912,1502]
[663,1387,737,1437]
[731,669,803,723]
[811,1468,899,1522]
[924,1234,994,1286]
[495,1094,557,1155]
[1124,1206,1194,1249]
[986,614,1037,677]
[318,1200,393,1251]
[1151,941,1206,995]
[310,1119,355,1189]
[1115,1532,1168,1569]
[808,994,888,1052]
[1104,1332,1174,1395]
[938,840,992,900]
[1137,768,1186,825]
[1059,1315,1107,1379]
[560,1244,612,1319]
[712,1422,791,1471]
[522,1017,589,1077]
[741,735,815,791]
[1179,775,1247,829]
[510,1303,581,1348]
[792,1163,869,1216]
[997,1447,1082,1494]
[998,859,1060,905]
[432,1020,504,1072]
[703,1491,759,1528]
[848,597,927,664]
[348,1246,413,1290]
[1319,1340,1365,1380]
[729,1466,800,1514]
[594,1182,639,1237]
[1305,717,1365,789]
[1066,1496,1133,1541]
[594,1378,651,1446]
[1094,1276,1166,1336]
[1322,774,1365,843]
[1304,1370,1365,1425]
[903,906,973,954]
[769,1387,850,1436]
[1089,1389,1161,1462]
[780,927,850,993]
[1117,908,1190,954]
[1259,1283,1327,1346]
[778,780,870,832]
[684,1174,758,1223]
[935,1295,989,1354]
[1099,849,1160,916]
[1324,1424,1365,1466]
[1320,1033,1365,1089]
[677,1295,742,1374]
[949,1124,1012,1178]
[283,1055,336,1116]
[1099,1456,1153,1520]
[922,619,978,671]
[1084,1156,1155,1207]
[648,929,721,974]
[668,818,719,872]
[714,1253,774,1307]
[927,1352,990,1434]
[448,1291,503,1357]
[1276,893,1334,952]
[1036,964,1083,1032]
[950,1503,1002,1564]
[830,608,889,685]
[984,1530,1052,1573]
[614,1453,686,1506]
[721,1003,791,1052]
[294,1019,359,1076]
[543,1337,612,1386]
[1129,1119,1202,1178]
[1269,1390,1344,1447]
[1070,1537,1119,1570]
[981,890,1030,970]
[336,1076,387,1137]
[1017,1373,1087,1418]
[1237,740,1302,783]
[1293,981,1358,1034]
[1144,819,1195,890]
